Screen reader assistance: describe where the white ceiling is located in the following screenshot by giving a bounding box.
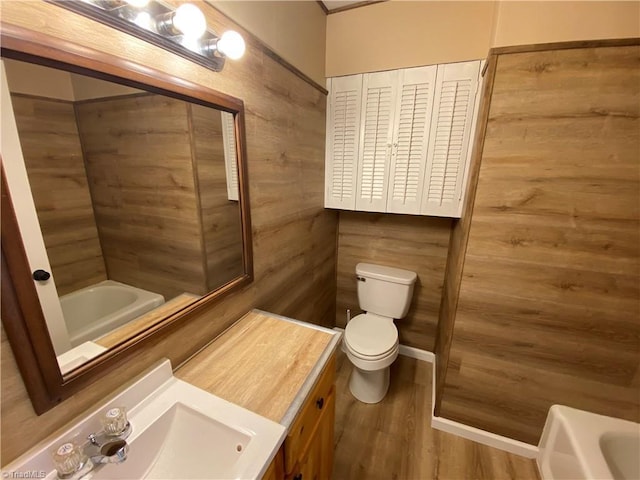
[321,1,370,12]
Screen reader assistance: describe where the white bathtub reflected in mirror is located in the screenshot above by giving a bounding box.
[53,281,203,375]
[60,280,164,347]
[54,280,168,374]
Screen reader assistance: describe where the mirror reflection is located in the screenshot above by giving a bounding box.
[3,58,245,374]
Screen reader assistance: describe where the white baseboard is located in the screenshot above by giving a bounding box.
[431,415,538,458]
[398,344,435,363]
[333,325,539,459]
[427,360,538,458]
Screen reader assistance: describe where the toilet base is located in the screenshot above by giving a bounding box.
[349,366,390,404]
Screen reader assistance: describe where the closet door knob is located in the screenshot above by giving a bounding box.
[32,269,51,281]
[316,397,324,410]
[293,474,302,480]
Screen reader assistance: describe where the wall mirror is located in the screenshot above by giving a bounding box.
[0,25,252,414]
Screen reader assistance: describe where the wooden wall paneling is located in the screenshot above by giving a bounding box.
[189,103,244,290]
[248,57,337,326]
[439,42,640,444]
[185,103,210,291]
[1,0,335,464]
[75,93,208,300]
[336,211,451,351]
[433,54,498,415]
[9,94,107,296]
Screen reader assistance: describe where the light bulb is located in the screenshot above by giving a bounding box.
[216,31,245,60]
[133,11,152,30]
[173,3,207,39]
[124,0,149,7]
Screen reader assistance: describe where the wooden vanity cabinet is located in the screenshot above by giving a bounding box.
[263,448,285,480]
[284,354,336,480]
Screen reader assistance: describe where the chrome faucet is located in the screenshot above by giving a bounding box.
[54,408,132,479]
[86,428,130,465]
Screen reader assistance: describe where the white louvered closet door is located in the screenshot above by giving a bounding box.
[355,70,398,212]
[421,60,480,217]
[325,75,363,209]
[386,65,437,214]
[221,111,239,201]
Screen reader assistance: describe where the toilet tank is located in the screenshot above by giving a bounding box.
[356,263,417,319]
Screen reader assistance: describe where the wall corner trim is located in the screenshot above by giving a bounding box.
[430,360,539,459]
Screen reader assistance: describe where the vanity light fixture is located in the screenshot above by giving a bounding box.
[202,30,246,61]
[156,3,207,39]
[46,0,246,72]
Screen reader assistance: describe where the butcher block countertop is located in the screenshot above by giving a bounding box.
[175,309,342,429]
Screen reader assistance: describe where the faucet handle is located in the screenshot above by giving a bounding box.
[100,407,130,437]
[52,441,92,479]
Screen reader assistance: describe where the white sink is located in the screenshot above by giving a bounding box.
[98,404,251,479]
[2,360,286,480]
[538,405,640,480]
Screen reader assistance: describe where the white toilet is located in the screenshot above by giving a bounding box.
[343,262,417,404]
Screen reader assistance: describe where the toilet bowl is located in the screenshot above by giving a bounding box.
[344,313,399,403]
[343,263,417,404]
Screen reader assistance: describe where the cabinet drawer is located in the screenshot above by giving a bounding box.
[284,355,335,474]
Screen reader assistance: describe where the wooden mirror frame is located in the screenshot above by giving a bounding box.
[0,24,253,414]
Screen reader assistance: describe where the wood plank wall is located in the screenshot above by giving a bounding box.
[75,94,209,300]
[189,104,244,290]
[336,212,451,350]
[433,56,498,416]
[438,42,640,444]
[9,94,107,296]
[1,0,335,464]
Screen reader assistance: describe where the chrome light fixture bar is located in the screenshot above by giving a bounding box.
[46,0,246,72]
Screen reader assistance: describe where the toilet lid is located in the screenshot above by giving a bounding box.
[345,313,398,357]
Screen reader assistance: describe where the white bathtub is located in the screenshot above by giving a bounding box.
[538,405,640,480]
[60,280,164,347]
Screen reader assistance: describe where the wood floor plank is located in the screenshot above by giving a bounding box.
[333,351,540,480]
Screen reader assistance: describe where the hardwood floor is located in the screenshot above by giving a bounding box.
[333,351,540,480]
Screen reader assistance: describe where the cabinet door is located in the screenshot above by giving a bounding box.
[325,75,363,210]
[262,447,284,480]
[421,60,480,217]
[386,65,437,214]
[316,391,335,480]
[355,70,398,212]
[288,393,335,480]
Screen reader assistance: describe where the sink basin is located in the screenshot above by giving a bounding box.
[538,405,640,480]
[106,404,251,479]
[2,360,286,480]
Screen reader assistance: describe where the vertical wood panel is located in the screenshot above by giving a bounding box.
[439,43,640,444]
[434,55,498,415]
[1,0,336,464]
[10,94,107,295]
[336,211,451,350]
[189,104,244,290]
[75,94,208,299]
